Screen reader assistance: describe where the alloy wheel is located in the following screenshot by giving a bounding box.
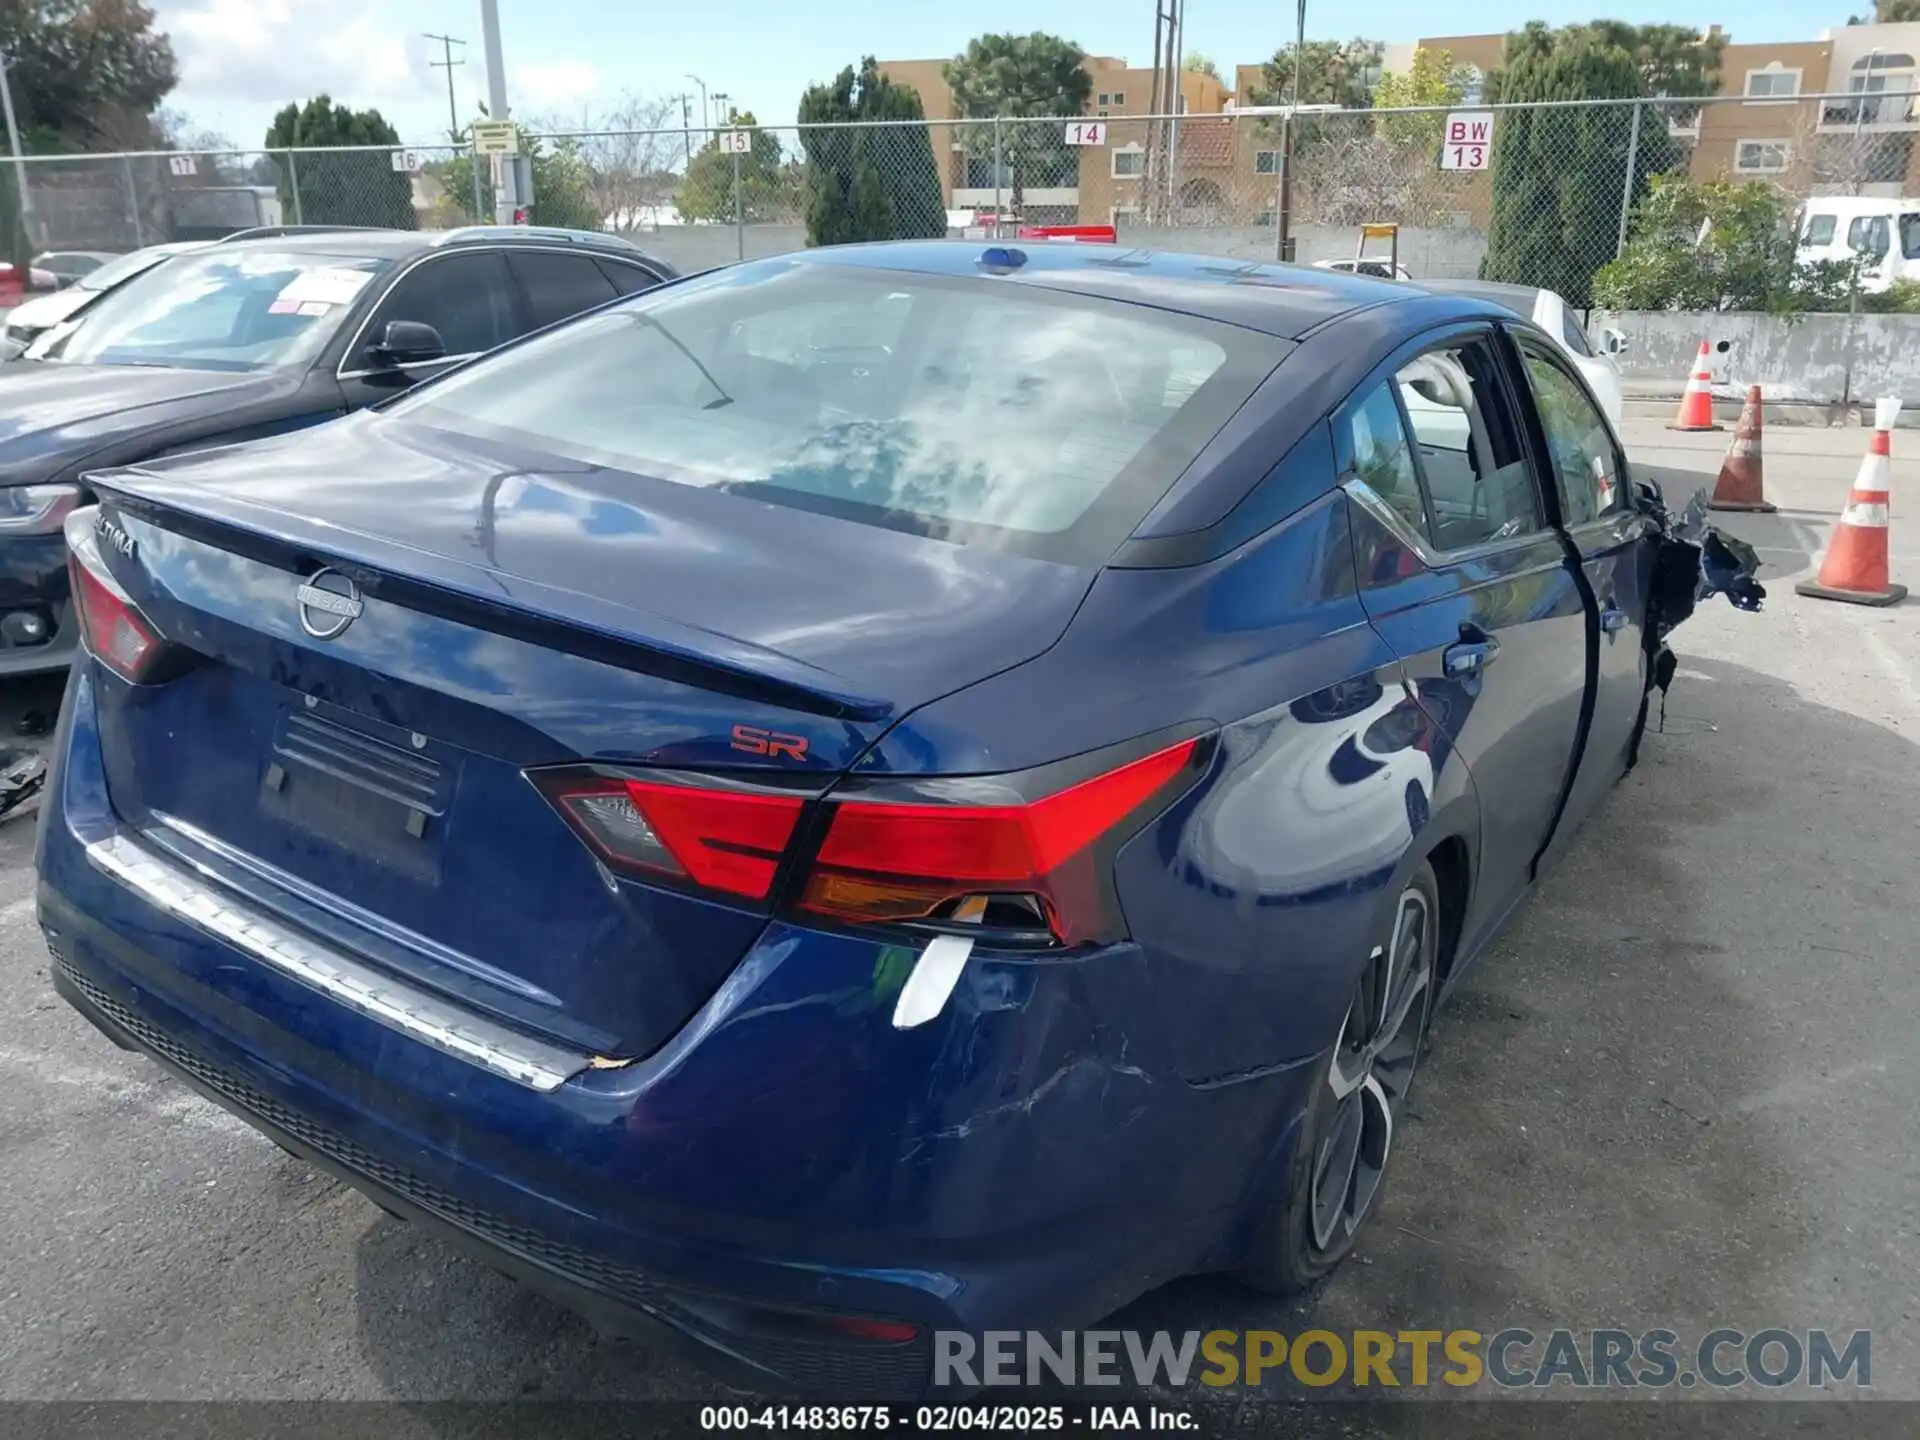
[1308,886,1434,1253]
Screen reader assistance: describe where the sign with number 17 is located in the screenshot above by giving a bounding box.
[1439,111,1494,171]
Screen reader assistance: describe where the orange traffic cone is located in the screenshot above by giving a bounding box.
[1796,398,1907,607]
[1707,385,1775,512]
[1669,341,1722,432]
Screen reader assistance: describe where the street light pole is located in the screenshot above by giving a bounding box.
[1852,47,1882,196]
[1274,0,1306,263]
[686,74,711,134]
[0,50,35,253]
[675,93,693,166]
[478,0,519,224]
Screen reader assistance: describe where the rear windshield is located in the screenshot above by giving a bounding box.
[391,260,1285,561]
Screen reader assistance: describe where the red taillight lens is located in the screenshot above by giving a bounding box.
[540,774,804,901]
[800,737,1200,945]
[67,532,165,683]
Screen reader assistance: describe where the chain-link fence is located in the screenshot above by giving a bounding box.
[2,91,1914,311]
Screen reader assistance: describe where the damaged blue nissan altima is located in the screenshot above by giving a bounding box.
[35,242,1757,1397]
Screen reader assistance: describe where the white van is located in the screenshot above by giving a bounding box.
[1796,197,1920,292]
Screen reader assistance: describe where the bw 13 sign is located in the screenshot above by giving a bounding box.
[1439,111,1494,171]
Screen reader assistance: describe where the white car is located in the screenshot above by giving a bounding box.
[1313,257,1414,281]
[1418,279,1626,430]
[2,241,210,356]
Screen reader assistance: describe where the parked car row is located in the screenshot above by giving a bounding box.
[27,235,1757,1398]
[0,223,675,675]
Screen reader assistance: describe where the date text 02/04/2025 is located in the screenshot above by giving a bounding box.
[699,1405,1200,1432]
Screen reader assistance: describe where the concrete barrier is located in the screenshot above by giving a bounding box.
[1591,310,1920,411]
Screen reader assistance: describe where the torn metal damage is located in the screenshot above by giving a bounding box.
[1638,480,1765,712]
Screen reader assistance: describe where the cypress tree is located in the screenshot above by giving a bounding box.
[799,58,945,247]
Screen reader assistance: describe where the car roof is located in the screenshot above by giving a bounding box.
[1411,278,1546,315]
[787,239,1417,340]
[214,225,672,271]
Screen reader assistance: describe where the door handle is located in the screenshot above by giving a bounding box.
[1600,600,1628,636]
[1443,634,1499,677]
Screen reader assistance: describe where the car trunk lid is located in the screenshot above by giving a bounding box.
[79,418,1098,1059]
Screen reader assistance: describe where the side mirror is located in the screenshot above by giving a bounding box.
[1602,327,1630,356]
[369,319,445,368]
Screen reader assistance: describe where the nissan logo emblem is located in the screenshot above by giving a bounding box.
[296,568,364,641]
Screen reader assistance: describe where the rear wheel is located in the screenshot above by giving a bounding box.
[1238,861,1438,1293]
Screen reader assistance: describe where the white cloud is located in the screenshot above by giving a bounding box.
[156,0,438,112]
[511,58,605,113]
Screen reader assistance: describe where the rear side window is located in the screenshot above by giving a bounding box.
[1347,383,1429,540]
[390,261,1287,562]
[1520,345,1623,523]
[1804,213,1836,246]
[1345,338,1539,552]
[508,250,620,330]
[596,258,663,295]
[1903,212,1920,260]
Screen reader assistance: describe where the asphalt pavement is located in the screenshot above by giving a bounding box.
[1,418,1916,1431]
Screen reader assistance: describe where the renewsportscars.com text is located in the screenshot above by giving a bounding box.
[934,1328,1871,1391]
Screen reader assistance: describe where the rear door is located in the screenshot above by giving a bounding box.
[1513,335,1652,842]
[1344,327,1591,941]
[504,249,621,330]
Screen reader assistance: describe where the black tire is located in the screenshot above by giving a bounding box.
[1236,860,1440,1294]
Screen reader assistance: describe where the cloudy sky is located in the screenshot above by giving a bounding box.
[151,0,1841,150]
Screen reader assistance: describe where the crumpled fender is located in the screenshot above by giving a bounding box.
[1634,479,1764,705]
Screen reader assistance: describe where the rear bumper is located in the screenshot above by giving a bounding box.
[36,664,1316,1395]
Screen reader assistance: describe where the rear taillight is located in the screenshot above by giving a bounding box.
[801,738,1200,946]
[530,736,1205,946]
[532,772,804,901]
[65,506,169,683]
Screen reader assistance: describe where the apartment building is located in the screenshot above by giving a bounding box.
[877,55,1234,224]
[1400,21,1920,197]
[876,19,1920,233]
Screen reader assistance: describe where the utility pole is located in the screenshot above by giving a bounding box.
[0,50,35,253]
[478,0,520,224]
[1274,0,1307,263]
[1168,0,1185,217]
[425,32,483,223]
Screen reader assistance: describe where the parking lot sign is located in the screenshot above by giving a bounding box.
[389,150,424,173]
[1065,121,1107,147]
[1439,111,1494,170]
[718,130,753,154]
[471,121,520,156]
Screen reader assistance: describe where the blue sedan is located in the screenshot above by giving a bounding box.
[37,242,1747,1396]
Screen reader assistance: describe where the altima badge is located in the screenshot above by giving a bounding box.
[296,568,364,640]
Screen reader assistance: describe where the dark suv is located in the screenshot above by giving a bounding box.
[0,224,677,675]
